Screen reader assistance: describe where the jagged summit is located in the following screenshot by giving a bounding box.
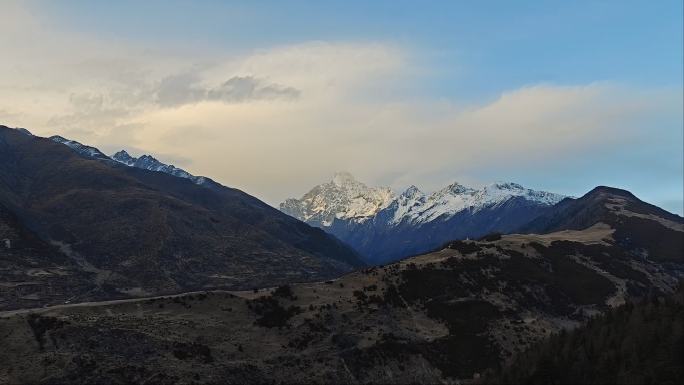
[492,182,524,190]
[112,150,136,165]
[442,182,474,195]
[110,150,209,186]
[401,185,423,199]
[280,174,568,262]
[399,180,562,225]
[281,174,566,230]
[46,133,210,187]
[280,172,394,227]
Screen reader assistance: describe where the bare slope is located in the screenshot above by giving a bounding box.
[0,125,363,309]
[2,196,681,383]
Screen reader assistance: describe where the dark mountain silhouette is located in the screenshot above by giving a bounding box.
[0,125,363,309]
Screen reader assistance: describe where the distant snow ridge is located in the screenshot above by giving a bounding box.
[282,172,568,263]
[48,134,209,186]
[280,173,566,228]
[395,181,566,225]
[280,172,394,226]
[111,150,207,186]
[49,136,111,161]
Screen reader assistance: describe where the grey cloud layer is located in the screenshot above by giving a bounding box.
[156,74,300,107]
[0,1,680,214]
[41,73,301,143]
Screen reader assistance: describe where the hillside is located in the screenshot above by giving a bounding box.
[0,203,98,310]
[0,125,363,309]
[488,286,684,384]
[1,185,682,383]
[522,186,684,263]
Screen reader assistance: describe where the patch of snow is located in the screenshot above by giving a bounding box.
[49,135,111,160]
[111,150,209,186]
[280,172,395,226]
[282,174,567,228]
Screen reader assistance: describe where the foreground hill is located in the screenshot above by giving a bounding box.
[281,172,565,263]
[488,286,684,384]
[0,125,363,310]
[0,203,98,310]
[522,186,683,263]
[1,186,681,383]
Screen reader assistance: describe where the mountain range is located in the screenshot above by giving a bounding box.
[50,134,211,186]
[281,172,567,263]
[0,125,363,310]
[44,136,572,268]
[1,181,681,383]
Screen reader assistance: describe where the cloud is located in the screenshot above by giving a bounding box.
[0,1,681,213]
[207,76,300,103]
[155,74,299,107]
[128,82,681,206]
[0,109,22,122]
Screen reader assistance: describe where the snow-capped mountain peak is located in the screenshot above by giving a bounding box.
[280,174,569,262]
[112,150,136,166]
[479,181,566,207]
[491,182,524,190]
[442,181,474,195]
[403,180,567,224]
[282,175,567,228]
[401,185,423,199]
[49,134,211,187]
[280,172,395,226]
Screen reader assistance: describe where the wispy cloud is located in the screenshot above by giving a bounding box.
[155,74,299,107]
[0,1,681,213]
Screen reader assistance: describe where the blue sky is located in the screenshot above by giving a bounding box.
[1,1,682,213]
[42,0,683,90]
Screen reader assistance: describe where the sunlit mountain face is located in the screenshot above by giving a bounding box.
[280,172,567,263]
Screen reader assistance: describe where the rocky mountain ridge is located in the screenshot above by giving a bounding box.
[111,150,208,186]
[281,173,567,263]
[47,132,211,187]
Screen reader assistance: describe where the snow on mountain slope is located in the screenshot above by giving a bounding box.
[49,136,210,186]
[281,173,568,263]
[282,173,566,228]
[280,172,395,226]
[111,150,208,186]
[396,182,566,225]
[49,135,111,161]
